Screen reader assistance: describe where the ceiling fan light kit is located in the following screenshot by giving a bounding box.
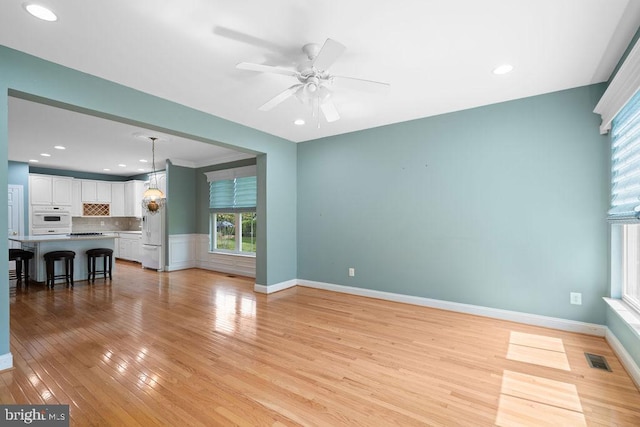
[237,38,389,125]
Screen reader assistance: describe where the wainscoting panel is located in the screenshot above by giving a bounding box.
[167,234,197,271]
[195,234,256,278]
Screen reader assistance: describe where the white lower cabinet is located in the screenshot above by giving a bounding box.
[116,233,142,262]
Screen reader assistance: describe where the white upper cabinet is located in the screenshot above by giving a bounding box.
[30,175,52,205]
[81,180,111,202]
[111,182,125,217]
[32,175,146,217]
[71,180,82,216]
[29,174,72,206]
[125,180,145,217]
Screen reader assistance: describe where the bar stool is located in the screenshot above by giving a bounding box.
[86,248,113,282]
[9,249,34,285]
[43,250,75,288]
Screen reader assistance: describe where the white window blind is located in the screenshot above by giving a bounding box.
[610,89,640,222]
[205,166,257,213]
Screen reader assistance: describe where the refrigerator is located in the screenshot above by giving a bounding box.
[141,210,164,270]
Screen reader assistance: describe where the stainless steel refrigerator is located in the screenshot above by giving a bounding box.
[141,210,164,270]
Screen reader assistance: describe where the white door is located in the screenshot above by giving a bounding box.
[8,185,24,249]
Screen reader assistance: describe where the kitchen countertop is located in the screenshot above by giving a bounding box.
[9,234,117,243]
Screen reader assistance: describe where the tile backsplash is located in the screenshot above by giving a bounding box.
[71,216,141,232]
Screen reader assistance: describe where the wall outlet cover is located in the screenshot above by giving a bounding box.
[570,292,582,305]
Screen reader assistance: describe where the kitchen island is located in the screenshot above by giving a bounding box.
[9,234,117,284]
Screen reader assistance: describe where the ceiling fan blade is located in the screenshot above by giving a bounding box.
[332,75,390,92]
[258,84,303,111]
[311,38,346,71]
[214,26,290,53]
[236,62,299,77]
[320,100,340,123]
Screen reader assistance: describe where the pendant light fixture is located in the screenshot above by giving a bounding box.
[141,136,165,214]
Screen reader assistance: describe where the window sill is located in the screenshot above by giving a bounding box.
[208,251,255,259]
[603,297,640,341]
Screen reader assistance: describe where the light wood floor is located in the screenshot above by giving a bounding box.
[2,261,640,426]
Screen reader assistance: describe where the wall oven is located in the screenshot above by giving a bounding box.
[31,206,72,235]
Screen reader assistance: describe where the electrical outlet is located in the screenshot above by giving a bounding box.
[348,268,355,277]
[570,292,582,305]
[100,221,105,226]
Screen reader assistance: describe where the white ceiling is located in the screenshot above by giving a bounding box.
[1,0,640,173]
[8,97,254,176]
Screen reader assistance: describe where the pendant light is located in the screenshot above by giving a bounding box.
[141,136,165,214]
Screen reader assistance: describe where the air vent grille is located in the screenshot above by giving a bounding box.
[585,353,612,371]
[83,203,110,217]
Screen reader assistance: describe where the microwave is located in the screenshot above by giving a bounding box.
[31,206,72,234]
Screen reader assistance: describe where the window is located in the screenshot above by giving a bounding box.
[205,166,257,256]
[610,89,640,313]
[212,212,256,253]
[623,225,640,312]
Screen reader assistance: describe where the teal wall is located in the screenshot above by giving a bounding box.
[195,158,258,234]
[166,161,197,235]
[298,84,609,324]
[0,45,298,356]
[29,167,130,181]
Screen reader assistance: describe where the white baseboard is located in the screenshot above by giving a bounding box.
[297,279,607,336]
[0,352,13,371]
[606,328,640,390]
[254,279,297,294]
[165,261,196,271]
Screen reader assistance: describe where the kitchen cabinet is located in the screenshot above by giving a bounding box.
[29,174,73,206]
[71,180,82,216]
[125,180,145,217]
[81,180,111,202]
[111,182,125,217]
[117,232,141,262]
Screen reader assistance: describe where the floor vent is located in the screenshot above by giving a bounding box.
[585,353,612,372]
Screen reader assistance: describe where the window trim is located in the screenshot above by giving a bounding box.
[210,212,256,256]
[622,225,640,314]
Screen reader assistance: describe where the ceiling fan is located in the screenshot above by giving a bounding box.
[237,38,389,124]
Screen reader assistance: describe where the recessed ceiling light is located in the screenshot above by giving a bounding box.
[23,3,58,21]
[40,153,51,157]
[137,168,146,171]
[294,119,305,126]
[28,159,39,163]
[103,168,111,171]
[54,145,66,150]
[493,64,514,75]
[118,164,126,167]
[139,159,148,163]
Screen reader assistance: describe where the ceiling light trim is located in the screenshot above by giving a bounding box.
[493,64,514,75]
[23,3,58,21]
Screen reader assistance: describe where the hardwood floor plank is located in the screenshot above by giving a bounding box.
[3,262,640,425]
